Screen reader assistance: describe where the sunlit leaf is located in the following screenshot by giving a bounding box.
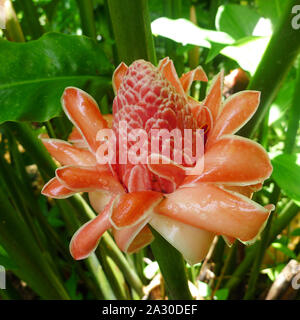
[151,17,234,47]
[221,36,270,74]
[216,4,261,40]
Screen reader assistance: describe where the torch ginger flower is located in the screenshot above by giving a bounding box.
[41,58,273,265]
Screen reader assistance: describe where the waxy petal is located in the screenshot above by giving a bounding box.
[207,91,260,146]
[70,199,114,260]
[150,214,215,265]
[88,191,112,214]
[158,57,186,96]
[41,177,75,199]
[185,135,272,185]
[112,62,128,94]
[202,71,223,122]
[41,138,96,166]
[155,184,271,242]
[180,66,208,94]
[62,87,108,153]
[110,191,163,229]
[147,154,186,189]
[56,165,125,194]
[126,164,152,193]
[113,219,153,253]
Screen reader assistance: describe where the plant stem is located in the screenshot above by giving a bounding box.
[75,0,97,39]
[284,58,300,154]
[238,0,300,138]
[107,0,156,65]
[150,227,193,300]
[16,0,44,39]
[70,194,144,297]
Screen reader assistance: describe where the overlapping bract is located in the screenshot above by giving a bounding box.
[41,58,273,265]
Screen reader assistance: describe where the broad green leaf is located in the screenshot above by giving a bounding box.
[216,4,261,40]
[0,32,113,124]
[271,154,300,203]
[151,17,269,74]
[151,17,234,47]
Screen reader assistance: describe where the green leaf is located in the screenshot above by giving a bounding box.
[0,32,113,124]
[271,242,296,259]
[261,263,285,282]
[291,228,300,236]
[65,269,83,300]
[216,4,261,40]
[268,76,296,125]
[0,245,17,270]
[256,0,289,30]
[271,154,300,203]
[220,36,270,75]
[151,17,234,48]
[214,288,229,300]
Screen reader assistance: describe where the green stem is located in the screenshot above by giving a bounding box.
[284,58,300,154]
[150,228,193,300]
[70,194,144,297]
[107,0,156,65]
[98,243,129,300]
[238,0,300,138]
[16,0,44,39]
[75,0,97,39]
[0,184,70,299]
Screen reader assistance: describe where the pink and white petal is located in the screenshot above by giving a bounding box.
[150,214,215,265]
[202,71,223,122]
[110,191,163,229]
[41,138,96,166]
[112,62,128,94]
[147,154,186,189]
[189,135,272,185]
[113,218,153,254]
[158,57,186,96]
[207,91,260,146]
[126,164,152,193]
[56,165,125,194]
[155,184,271,242]
[180,66,208,94]
[69,199,114,260]
[62,87,108,153]
[88,191,112,214]
[42,177,76,199]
